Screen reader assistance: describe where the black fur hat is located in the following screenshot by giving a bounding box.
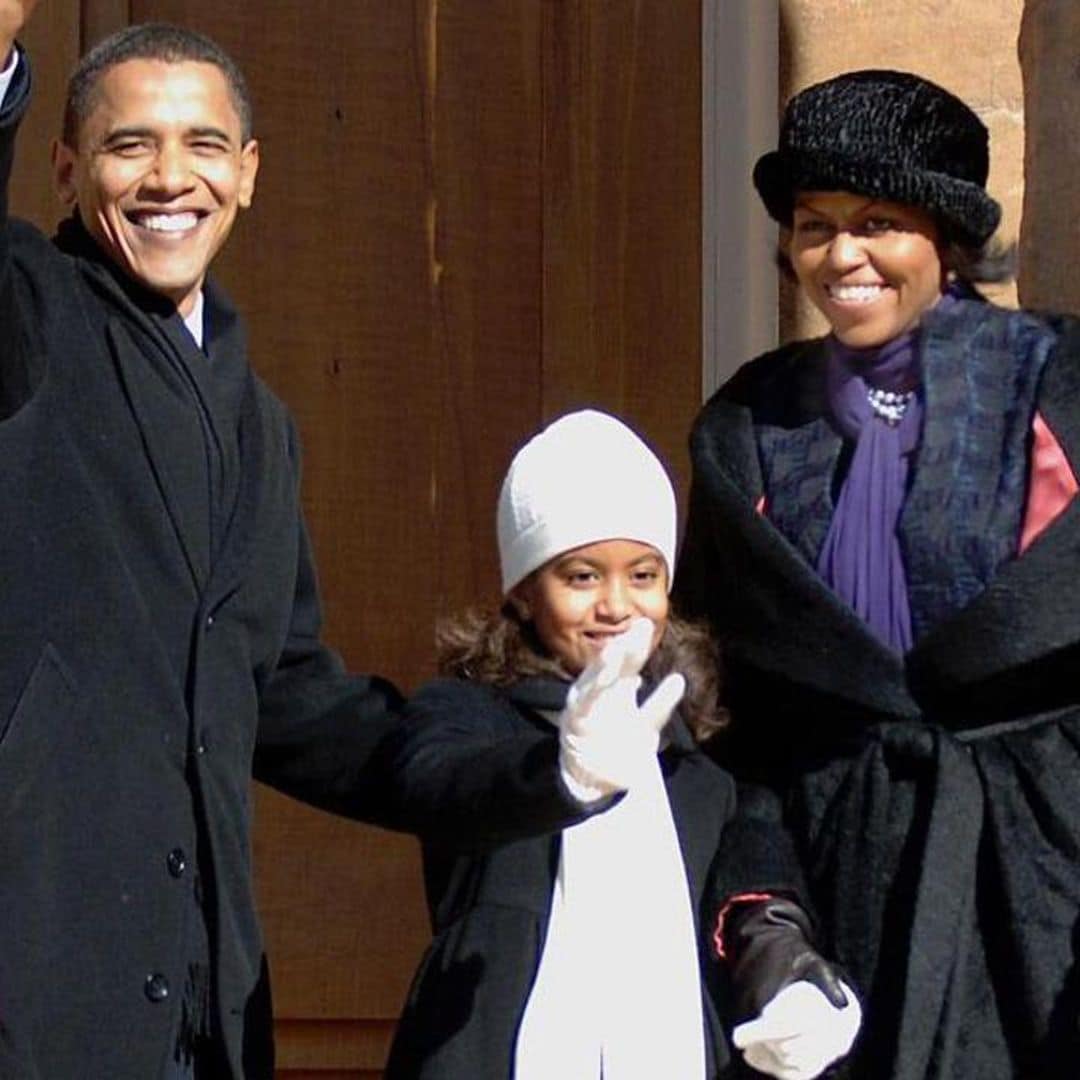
[753,69,1001,246]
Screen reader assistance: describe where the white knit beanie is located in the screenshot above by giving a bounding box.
[497,409,677,594]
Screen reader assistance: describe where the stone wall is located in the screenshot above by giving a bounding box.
[778,0,1024,340]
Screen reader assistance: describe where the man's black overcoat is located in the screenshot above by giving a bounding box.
[0,55,400,1079]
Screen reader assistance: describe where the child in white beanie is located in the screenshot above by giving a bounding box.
[381,409,859,1080]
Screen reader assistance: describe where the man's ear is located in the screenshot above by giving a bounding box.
[237,138,260,210]
[51,138,78,208]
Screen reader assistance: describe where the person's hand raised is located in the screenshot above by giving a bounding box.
[558,617,684,799]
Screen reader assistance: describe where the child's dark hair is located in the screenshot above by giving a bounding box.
[436,604,727,743]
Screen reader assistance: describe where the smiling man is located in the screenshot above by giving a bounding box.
[0,6,404,1080]
[52,50,259,317]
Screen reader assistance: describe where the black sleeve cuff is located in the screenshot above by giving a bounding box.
[0,45,32,128]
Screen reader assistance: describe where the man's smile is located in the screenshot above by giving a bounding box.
[125,208,205,234]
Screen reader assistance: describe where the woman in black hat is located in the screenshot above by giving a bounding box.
[676,69,1080,1079]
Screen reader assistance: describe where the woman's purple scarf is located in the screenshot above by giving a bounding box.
[816,316,933,653]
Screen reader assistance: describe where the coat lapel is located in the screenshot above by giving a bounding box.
[724,336,842,568]
[103,273,266,607]
[907,319,1080,711]
[757,416,841,567]
[106,316,209,589]
[901,301,1053,638]
[204,364,265,608]
[198,279,267,609]
[691,384,916,720]
[63,222,215,591]
[700,307,1080,724]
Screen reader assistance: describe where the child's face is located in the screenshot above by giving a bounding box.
[512,539,669,676]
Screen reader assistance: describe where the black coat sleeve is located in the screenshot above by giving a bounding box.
[705,781,809,904]
[0,47,35,422]
[0,46,29,221]
[373,677,609,854]
[252,504,406,823]
[672,387,763,625]
[674,393,812,910]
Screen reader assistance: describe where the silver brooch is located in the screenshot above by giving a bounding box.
[867,387,914,426]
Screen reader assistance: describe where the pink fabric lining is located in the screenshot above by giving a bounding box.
[713,892,774,960]
[1020,411,1078,553]
[756,412,1075,549]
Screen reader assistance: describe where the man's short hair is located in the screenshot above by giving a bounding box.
[62,22,254,148]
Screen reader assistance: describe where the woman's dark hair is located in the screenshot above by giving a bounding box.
[939,235,1016,285]
[436,604,727,744]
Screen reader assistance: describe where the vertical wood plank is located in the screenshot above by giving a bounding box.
[540,0,703,504]
[428,0,545,622]
[7,2,80,229]
[81,0,132,49]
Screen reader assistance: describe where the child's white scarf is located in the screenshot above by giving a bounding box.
[514,738,706,1079]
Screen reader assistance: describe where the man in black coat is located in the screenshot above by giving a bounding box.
[0,4,402,1077]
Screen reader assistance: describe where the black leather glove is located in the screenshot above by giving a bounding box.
[721,895,849,1024]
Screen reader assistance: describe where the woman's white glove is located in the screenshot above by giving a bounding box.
[732,979,862,1080]
[558,618,685,800]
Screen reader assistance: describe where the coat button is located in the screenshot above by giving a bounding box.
[205,613,215,630]
[166,849,187,878]
[144,973,170,1003]
[195,731,210,755]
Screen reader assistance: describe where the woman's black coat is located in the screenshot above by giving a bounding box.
[0,54,400,1079]
[379,676,737,1079]
[675,298,1080,1079]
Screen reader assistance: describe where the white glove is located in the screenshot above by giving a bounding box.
[732,979,862,1080]
[558,617,685,799]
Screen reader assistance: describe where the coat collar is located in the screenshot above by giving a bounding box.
[62,215,261,598]
[695,303,1080,723]
[906,315,1080,720]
